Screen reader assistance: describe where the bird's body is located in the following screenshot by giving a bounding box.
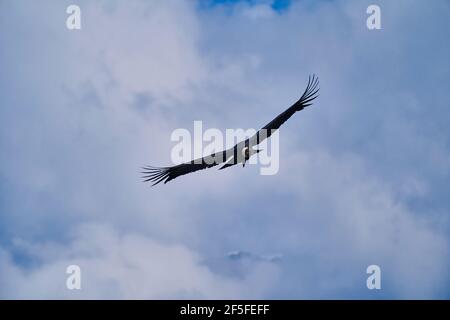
[142,75,319,185]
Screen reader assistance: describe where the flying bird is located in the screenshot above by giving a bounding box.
[142,75,319,185]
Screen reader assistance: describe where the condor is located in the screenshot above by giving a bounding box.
[142,75,319,186]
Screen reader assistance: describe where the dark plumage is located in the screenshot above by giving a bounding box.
[142,75,319,186]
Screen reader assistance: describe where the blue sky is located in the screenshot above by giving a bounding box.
[202,0,291,11]
[0,0,449,299]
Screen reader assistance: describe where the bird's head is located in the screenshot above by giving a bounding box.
[250,147,263,156]
[242,146,261,158]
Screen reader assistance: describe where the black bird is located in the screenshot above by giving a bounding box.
[142,75,319,186]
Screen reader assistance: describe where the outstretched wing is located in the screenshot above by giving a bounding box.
[143,75,319,186]
[247,74,319,148]
[142,149,234,186]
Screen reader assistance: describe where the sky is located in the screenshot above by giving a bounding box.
[0,0,449,299]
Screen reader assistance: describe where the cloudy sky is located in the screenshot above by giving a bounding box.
[0,0,449,299]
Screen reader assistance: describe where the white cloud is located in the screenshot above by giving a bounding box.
[0,224,279,299]
[278,150,449,298]
[0,0,449,299]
